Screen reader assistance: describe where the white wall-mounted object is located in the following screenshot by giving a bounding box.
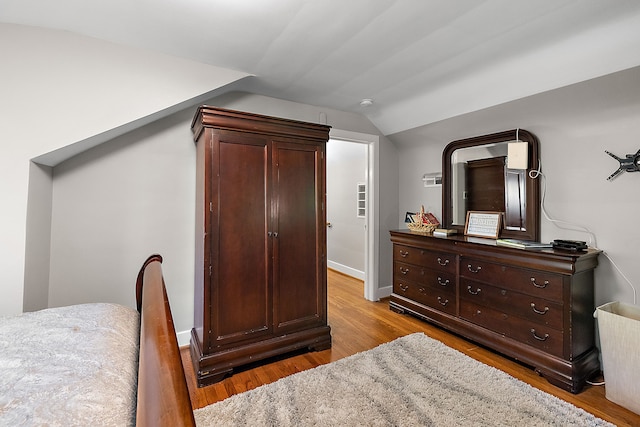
[507,140,529,169]
[422,172,442,187]
[357,183,366,218]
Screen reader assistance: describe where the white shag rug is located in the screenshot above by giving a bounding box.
[195,333,612,426]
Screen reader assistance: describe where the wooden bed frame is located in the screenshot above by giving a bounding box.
[135,254,196,426]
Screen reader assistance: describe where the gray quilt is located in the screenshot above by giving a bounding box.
[0,303,139,426]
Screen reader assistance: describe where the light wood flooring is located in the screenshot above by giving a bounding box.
[181,269,640,426]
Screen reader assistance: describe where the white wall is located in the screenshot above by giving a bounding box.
[398,141,446,225]
[23,163,53,312]
[49,108,196,319]
[392,66,640,308]
[327,140,367,278]
[0,23,248,315]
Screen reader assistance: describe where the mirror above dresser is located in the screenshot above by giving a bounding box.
[442,129,540,241]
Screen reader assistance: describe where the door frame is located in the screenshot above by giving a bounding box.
[329,129,379,301]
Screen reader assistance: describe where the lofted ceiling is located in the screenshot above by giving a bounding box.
[3,0,640,137]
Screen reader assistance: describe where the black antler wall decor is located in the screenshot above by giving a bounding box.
[605,149,640,181]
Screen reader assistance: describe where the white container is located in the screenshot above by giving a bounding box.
[595,301,640,415]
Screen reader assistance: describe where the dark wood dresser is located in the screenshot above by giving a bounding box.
[190,107,332,386]
[390,229,601,393]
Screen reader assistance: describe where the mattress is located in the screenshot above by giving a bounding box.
[0,303,140,426]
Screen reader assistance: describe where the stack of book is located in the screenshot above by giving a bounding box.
[433,228,457,237]
[495,239,552,250]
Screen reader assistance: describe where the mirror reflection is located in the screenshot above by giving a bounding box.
[451,142,506,225]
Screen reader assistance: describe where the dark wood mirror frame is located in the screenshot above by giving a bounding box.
[442,129,540,241]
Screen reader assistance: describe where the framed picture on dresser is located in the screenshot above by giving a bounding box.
[464,211,501,239]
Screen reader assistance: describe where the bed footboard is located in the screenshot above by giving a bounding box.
[135,254,196,427]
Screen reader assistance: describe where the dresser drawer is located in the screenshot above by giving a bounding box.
[394,278,456,316]
[460,301,563,357]
[460,257,563,301]
[394,261,455,292]
[460,279,563,329]
[394,245,456,273]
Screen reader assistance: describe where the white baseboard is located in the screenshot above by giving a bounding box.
[327,260,364,280]
[374,284,392,300]
[177,329,191,347]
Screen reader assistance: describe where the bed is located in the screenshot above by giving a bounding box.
[0,254,196,426]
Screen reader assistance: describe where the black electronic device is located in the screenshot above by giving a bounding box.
[552,239,588,252]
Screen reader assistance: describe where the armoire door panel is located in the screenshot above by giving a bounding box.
[272,142,324,332]
[211,132,272,345]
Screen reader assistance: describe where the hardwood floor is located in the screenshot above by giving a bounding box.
[181,269,640,426]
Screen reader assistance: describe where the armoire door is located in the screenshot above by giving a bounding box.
[271,140,326,334]
[209,130,273,349]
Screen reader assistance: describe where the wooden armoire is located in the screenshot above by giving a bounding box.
[189,106,332,386]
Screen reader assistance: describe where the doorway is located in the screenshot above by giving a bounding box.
[326,139,367,279]
[327,129,379,301]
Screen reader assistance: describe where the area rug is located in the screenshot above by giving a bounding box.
[194,333,612,426]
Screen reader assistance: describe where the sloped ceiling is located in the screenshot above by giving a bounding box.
[3,0,640,137]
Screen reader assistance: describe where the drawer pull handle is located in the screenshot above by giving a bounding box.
[399,250,409,258]
[418,287,426,294]
[530,303,549,315]
[399,267,409,275]
[437,258,450,266]
[467,285,481,295]
[467,264,482,273]
[437,296,449,306]
[437,277,450,286]
[399,283,408,292]
[531,277,549,288]
[531,329,549,341]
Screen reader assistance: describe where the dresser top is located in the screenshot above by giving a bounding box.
[390,229,601,274]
